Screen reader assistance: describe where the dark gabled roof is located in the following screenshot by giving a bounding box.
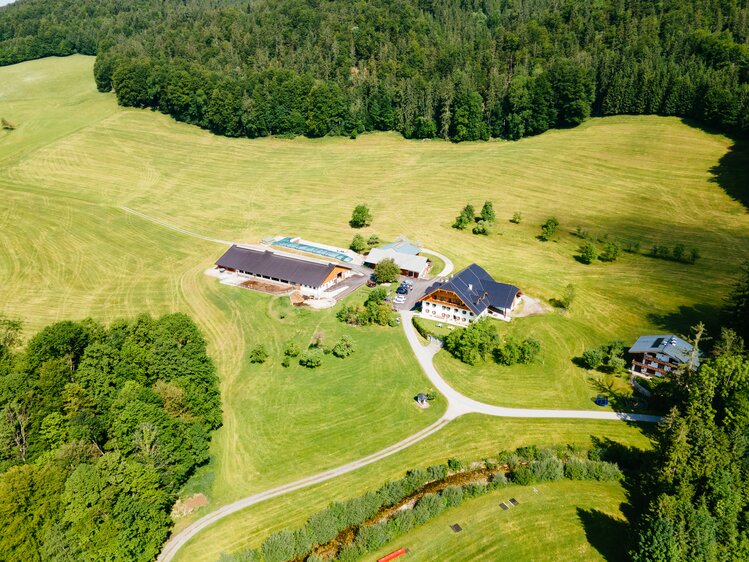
[628,335,698,367]
[216,245,347,288]
[420,264,520,315]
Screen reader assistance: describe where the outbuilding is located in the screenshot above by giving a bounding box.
[215,245,352,298]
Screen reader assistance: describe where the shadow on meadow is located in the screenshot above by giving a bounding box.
[646,303,723,340]
[577,507,630,562]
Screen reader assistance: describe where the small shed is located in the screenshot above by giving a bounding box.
[415,393,429,405]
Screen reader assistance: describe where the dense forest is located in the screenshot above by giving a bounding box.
[0,0,747,141]
[632,327,749,561]
[0,313,221,561]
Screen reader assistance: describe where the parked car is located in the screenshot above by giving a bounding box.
[393,296,406,304]
[395,286,408,294]
[366,280,377,288]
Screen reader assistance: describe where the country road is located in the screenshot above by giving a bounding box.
[158,307,659,561]
[117,210,659,560]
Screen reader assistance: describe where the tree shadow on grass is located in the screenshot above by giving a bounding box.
[577,507,631,562]
[678,118,749,211]
[646,303,723,341]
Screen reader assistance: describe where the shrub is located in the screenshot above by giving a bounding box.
[472,220,491,235]
[539,217,559,241]
[390,509,415,535]
[511,211,522,224]
[587,461,623,481]
[496,450,513,465]
[516,445,538,461]
[299,348,323,368]
[404,468,430,493]
[600,241,621,262]
[262,530,295,562]
[355,522,390,552]
[579,242,598,264]
[332,335,355,358]
[337,544,365,562]
[412,317,435,340]
[519,338,541,363]
[441,486,464,508]
[581,348,604,369]
[306,508,340,545]
[414,493,444,524]
[624,240,641,253]
[512,466,535,485]
[463,483,489,498]
[444,318,499,365]
[480,200,496,222]
[490,471,508,486]
[530,457,564,481]
[560,283,576,310]
[564,458,589,480]
[249,344,268,364]
[453,203,475,230]
[367,234,381,246]
[373,258,400,283]
[281,357,290,367]
[350,204,372,228]
[283,341,301,357]
[447,457,464,472]
[350,234,367,253]
[426,464,448,481]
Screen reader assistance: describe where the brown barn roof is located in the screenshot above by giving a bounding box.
[216,245,347,288]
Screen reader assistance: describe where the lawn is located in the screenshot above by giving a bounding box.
[366,480,631,562]
[1,55,747,559]
[172,414,652,561]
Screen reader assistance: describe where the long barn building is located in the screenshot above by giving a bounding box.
[216,245,352,297]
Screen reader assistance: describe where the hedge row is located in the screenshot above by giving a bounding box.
[219,445,624,562]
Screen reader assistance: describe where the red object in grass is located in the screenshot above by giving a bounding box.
[378,547,407,562]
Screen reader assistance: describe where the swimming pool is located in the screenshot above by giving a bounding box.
[272,237,353,263]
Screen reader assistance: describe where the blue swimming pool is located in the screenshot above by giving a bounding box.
[272,237,353,262]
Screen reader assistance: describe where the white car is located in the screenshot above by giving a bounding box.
[393,296,406,304]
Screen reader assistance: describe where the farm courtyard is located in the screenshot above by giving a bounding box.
[1,55,748,560]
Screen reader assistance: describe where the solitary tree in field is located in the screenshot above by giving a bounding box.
[349,204,372,228]
[579,242,598,264]
[349,234,366,253]
[560,283,576,310]
[373,258,400,283]
[480,201,495,223]
[511,211,522,224]
[539,217,559,241]
[453,204,475,230]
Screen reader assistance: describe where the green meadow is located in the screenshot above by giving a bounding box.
[1,55,747,560]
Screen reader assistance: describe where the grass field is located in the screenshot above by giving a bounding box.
[1,55,747,560]
[172,414,652,561]
[366,480,630,562]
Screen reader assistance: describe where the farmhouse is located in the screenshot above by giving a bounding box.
[216,245,352,298]
[628,334,698,377]
[418,264,522,325]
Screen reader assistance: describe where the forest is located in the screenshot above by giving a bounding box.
[0,0,747,141]
[0,313,221,561]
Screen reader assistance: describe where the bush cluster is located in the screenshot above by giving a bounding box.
[580,340,627,373]
[337,289,395,327]
[649,243,700,264]
[539,217,559,241]
[444,319,541,366]
[453,201,495,235]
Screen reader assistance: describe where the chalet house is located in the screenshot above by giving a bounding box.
[216,245,352,298]
[418,264,522,325]
[628,335,698,378]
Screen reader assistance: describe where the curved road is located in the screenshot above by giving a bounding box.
[156,244,659,560]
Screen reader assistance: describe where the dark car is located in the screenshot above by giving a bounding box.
[395,286,408,294]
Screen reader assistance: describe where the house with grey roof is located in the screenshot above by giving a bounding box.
[628,334,698,378]
[364,247,429,278]
[417,264,522,325]
[215,245,352,297]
